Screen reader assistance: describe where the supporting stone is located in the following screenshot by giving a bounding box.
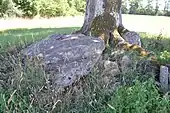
[121,55,131,72]
[159,66,169,92]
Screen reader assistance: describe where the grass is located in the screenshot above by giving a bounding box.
[140,33,170,64]
[0,27,79,52]
[0,27,170,113]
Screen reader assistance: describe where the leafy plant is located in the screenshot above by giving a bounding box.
[158,50,170,64]
[106,79,170,113]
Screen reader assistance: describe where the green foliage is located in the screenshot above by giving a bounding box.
[0,0,86,18]
[106,79,170,113]
[140,33,170,58]
[14,0,37,18]
[74,0,86,13]
[158,50,170,64]
[128,0,156,15]
[0,0,22,18]
[1,0,170,18]
[164,10,170,16]
[122,0,170,16]
[122,0,129,14]
[34,0,70,17]
[129,0,141,14]
[144,0,155,15]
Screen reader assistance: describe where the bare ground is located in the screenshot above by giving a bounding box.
[0,14,170,36]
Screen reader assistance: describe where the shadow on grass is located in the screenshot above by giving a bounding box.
[0,27,80,49]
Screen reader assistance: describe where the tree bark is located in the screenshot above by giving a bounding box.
[74,0,150,56]
[78,0,96,35]
[76,0,123,44]
[80,0,123,35]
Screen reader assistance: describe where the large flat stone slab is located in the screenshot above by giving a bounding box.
[22,34,105,88]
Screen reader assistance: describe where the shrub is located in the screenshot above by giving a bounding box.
[158,50,170,64]
[0,0,86,18]
[14,0,37,18]
[0,0,22,18]
[106,79,170,113]
[34,0,70,17]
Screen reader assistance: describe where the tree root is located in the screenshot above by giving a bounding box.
[111,28,153,57]
[117,41,151,56]
[72,23,154,58]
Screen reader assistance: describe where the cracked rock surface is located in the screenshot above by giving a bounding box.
[22,34,105,88]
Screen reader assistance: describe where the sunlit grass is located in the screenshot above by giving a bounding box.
[0,27,79,52]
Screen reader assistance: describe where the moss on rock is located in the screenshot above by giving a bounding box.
[90,13,117,46]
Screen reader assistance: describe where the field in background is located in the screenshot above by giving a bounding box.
[0,14,170,36]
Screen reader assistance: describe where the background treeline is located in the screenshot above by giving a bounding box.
[0,0,86,18]
[122,0,170,16]
[0,0,170,18]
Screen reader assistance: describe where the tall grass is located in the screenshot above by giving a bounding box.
[0,28,170,112]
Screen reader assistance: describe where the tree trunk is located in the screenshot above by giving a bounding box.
[79,0,122,35]
[74,0,150,56]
